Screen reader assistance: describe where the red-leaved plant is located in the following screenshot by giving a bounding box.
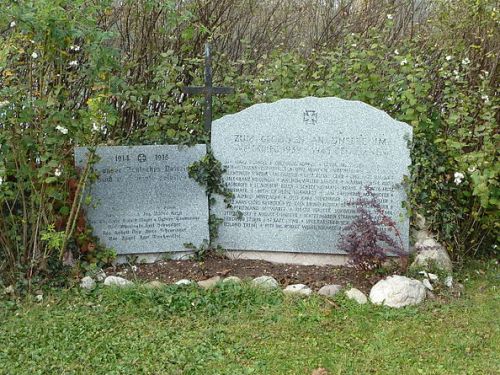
[338,185,407,271]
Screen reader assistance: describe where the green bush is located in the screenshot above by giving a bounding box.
[1,0,498,286]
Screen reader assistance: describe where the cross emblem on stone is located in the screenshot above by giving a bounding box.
[182,43,234,144]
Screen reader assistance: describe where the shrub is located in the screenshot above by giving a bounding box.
[338,186,407,271]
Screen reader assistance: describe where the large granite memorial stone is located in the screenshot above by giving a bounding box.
[211,97,412,257]
[74,145,209,255]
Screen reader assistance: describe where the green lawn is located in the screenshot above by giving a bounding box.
[1,262,498,375]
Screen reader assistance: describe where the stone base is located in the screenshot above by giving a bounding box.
[115,251,349,266]
[226,251,349,266]
[115,251,194,264]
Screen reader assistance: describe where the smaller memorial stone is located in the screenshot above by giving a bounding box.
[74,145,209,256]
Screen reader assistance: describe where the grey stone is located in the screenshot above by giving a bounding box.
[74,145,209,255]
[345,288,368,304]
[223,276,242,283]
[422,278,433,291]
[103,275,133,287]
[317,284,342,297]
[412,238,453,272]
[211,97,411,254]
[175,279,194,286]
[252,276,279,289]
[80,276,96,290]
[144,280,165,288]
[283,284,312,296]
[369,275,426,308]
[95,269,106,282]
[427,273,439,281]
[197,276,221,289]
[444,276,453,288]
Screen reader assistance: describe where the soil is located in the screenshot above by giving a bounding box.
[105,256,389,294]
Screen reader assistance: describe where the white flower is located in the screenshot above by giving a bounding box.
[35,156,41,165]
[400,58,408,66]
[91,122,100,133]
[468,166,476,173]
[0,176,3,185]
[351,43,357,47]
[454,172,465,185]
[446,55,452,61]
[56,125,68,134]
[387,14,393,20]
[31,52,38,59]
[69,60,78,67]
[461,57,470,65]
[0,100,9,108]
[54,168,62,177]
[394,49,399,55]
[10,21,16,28]
[481,94,489,103]
[69,45,81,51]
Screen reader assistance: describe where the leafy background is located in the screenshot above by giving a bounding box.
[0,0,498,285]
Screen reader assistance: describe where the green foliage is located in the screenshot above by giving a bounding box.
[1,0,497,286]
[0,0,118,285]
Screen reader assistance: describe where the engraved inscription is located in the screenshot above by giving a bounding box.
[211,97,412,254]
[75,145,209,254]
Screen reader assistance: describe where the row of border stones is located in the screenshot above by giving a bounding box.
[80,272,457,308]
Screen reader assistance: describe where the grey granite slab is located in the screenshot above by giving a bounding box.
[74,145,209,254]
[211,97,412,254]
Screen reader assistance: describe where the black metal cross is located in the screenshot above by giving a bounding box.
[182,43,234,142]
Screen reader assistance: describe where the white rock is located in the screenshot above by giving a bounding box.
[318,284,342,297]
[175,279,193,285]
[345,288,368,304]
[223,276,242,283]
[418,271,429,278]
[197,276,221,289]
[80,276,96,290]
[252,276,279,289]
[422,278,433,291]
[3,285,15,295]
[444,276,453,288]
[412,238,453,272]
[103,276,133,287]
[95,269,106,282]
[283,284,312,296]
[144,280,165,288]
[427,273,439,281]
[370,275,426,308]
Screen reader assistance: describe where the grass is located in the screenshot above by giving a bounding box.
[0,261,498,375]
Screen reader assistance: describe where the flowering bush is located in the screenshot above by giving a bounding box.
[0,0,120,286]
[0,0,497,286]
